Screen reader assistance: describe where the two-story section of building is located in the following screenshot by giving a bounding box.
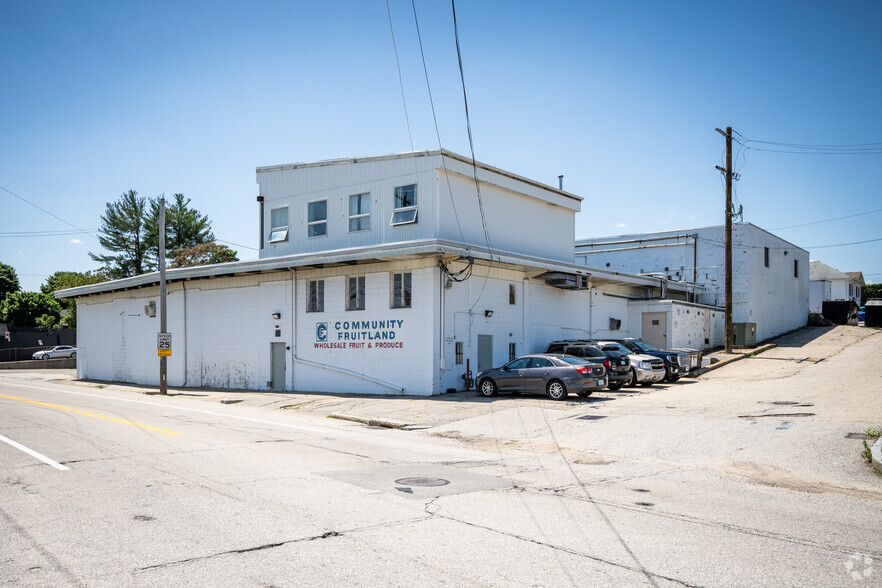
[60,150,701,395]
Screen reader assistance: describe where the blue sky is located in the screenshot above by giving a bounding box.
[2,1,881,292]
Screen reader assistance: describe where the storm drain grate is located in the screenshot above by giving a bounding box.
[577,415,608,421]
[394,477,450,487]
[635,502,655,507]
[846,433,877,440]
[769,401,814,407]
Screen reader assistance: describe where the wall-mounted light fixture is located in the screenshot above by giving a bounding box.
[272,312,281,320]
[484,310,494,318]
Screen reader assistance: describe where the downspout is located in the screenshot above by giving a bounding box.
[439,268,445,371]
[290,268,296,391]
[182,281,188,386]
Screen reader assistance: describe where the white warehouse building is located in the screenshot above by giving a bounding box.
[575,223,810,346]
[60,150,702,395]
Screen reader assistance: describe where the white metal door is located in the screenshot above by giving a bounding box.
[642,312,667,349]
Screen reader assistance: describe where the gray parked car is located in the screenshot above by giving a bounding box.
[476,354,607,400]
[32,345,77,360]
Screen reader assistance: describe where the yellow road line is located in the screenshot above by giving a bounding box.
[0,394,183,436]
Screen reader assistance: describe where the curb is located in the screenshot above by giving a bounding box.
[872,437,882,475]
[691,344,776,377]
[327,413,413,430]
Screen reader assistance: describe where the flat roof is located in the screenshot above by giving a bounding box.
[56,239,703,300]
[256,149,583,204]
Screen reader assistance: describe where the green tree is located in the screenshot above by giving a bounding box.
[0,291,62,327]
[146,193,215,265]
[862,283,882,305]
[169,243,239,268]
[41,270,108,328]
[0,262,21,301]
[89,190,150,279]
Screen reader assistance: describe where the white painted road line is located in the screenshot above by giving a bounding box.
[0,433,70,471]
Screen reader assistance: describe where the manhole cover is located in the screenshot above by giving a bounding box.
[394,477,450,487]
[577,415,608,421]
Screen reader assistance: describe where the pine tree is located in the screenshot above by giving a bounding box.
[145,193,215,265]
[89,190,150,279]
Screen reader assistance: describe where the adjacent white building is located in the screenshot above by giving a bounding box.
[60,150,701,395]
[808,261,863,313]
[575,223,810,345]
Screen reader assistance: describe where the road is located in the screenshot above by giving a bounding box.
[1,325,880,586]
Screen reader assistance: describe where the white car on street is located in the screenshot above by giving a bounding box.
[32,345,77,360]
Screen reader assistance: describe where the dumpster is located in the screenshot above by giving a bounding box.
[822,300,859,325]
[865,299,882,328]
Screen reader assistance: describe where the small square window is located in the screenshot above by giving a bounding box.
[347,276,366,311]
[391,184,418,226]
[455,342,463,365]
[268,206,288,243]
[308,200,327,238]
[307,280,324,313]
[391,272,412,308]
[349,193,371,232]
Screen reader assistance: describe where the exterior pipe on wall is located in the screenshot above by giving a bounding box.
[182,281,188,387]
[292,357,404,393]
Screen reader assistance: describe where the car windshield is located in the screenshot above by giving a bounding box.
[629,340,658,352]
[558,355,588,365]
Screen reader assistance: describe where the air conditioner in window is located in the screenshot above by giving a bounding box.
[144,301,156,317]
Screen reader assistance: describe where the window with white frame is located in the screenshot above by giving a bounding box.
[308,200,327,237]
[268,206,288,243]
[349,193,370,232]
[347,275,366,311]
[390,271,412,308]
[307,279,324,313]
[390,184,417,225]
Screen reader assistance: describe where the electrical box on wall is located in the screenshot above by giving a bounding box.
[733,322,756,347]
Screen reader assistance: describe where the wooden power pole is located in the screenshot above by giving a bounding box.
[716,127,734,353]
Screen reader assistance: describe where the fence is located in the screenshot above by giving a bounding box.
[0,347,59,362]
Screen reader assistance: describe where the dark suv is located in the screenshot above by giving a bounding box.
[544,341,631,391]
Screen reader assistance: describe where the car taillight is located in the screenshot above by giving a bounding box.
[603,359,611,368]
[574,365,589,375]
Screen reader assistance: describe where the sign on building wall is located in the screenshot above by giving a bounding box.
[314,319,405,349]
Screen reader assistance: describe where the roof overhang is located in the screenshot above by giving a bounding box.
[56,239,705,300]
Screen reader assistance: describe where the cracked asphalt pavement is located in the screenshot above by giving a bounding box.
[1,325,880,586]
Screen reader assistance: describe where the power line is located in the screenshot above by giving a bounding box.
[770,207,882,230]
[0,184,98,241]
[410,0,466,247]
[385,0,416,156]
[805,236,882,249]
[215,239,258,252]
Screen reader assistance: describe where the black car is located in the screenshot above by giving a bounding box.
[615,339,689,382]
[544,341,631,391]
[476,354,607,400]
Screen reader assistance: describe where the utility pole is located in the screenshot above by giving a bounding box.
[715,127,734,353]
[158,197,168,394]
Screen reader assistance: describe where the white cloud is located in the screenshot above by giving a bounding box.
[615,223,626,229]
[70,238,83,245]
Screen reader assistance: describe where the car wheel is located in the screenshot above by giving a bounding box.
[577,391,594,398]
[640,381,654,388]
[479,378,497,397]
[42,354,50,360]
[627,369,638,387]
[667,374,679,383]
[546,380,568,400]
[608,382,623,391]
[70,352,77,359]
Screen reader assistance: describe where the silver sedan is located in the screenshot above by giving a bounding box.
[476,354,607,400]
[32,346,77,360]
